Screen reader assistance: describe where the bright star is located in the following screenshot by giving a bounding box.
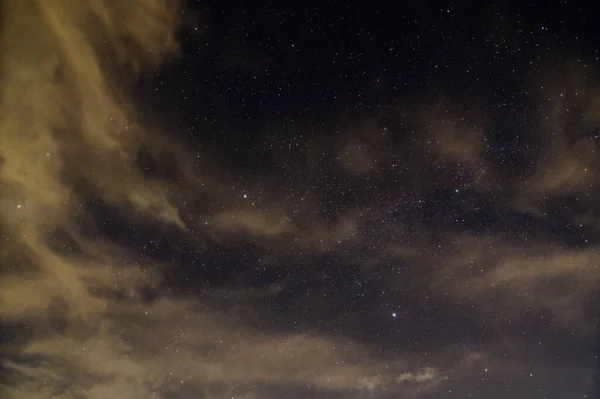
[392,312,397,318]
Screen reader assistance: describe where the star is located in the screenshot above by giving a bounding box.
[392,312,397,318]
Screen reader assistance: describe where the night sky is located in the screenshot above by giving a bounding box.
[2,1,600,398]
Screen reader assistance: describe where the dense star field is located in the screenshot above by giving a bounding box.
[2,1,600,398]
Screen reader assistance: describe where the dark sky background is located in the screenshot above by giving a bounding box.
[2,1,600,398]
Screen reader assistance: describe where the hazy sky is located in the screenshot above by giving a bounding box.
[2,1,600,398]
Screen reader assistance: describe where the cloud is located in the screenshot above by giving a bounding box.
[397,367,438,383]
[2,293,449,398]
[0,0,181,235]
[1,2,600,398]
[422,232,600,331]
[212,209,294,238]
[336,137,376,175]
[0,1,186,396]
[419,101,486,167]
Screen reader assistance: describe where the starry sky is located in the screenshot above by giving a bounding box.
[2,0,600,398]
